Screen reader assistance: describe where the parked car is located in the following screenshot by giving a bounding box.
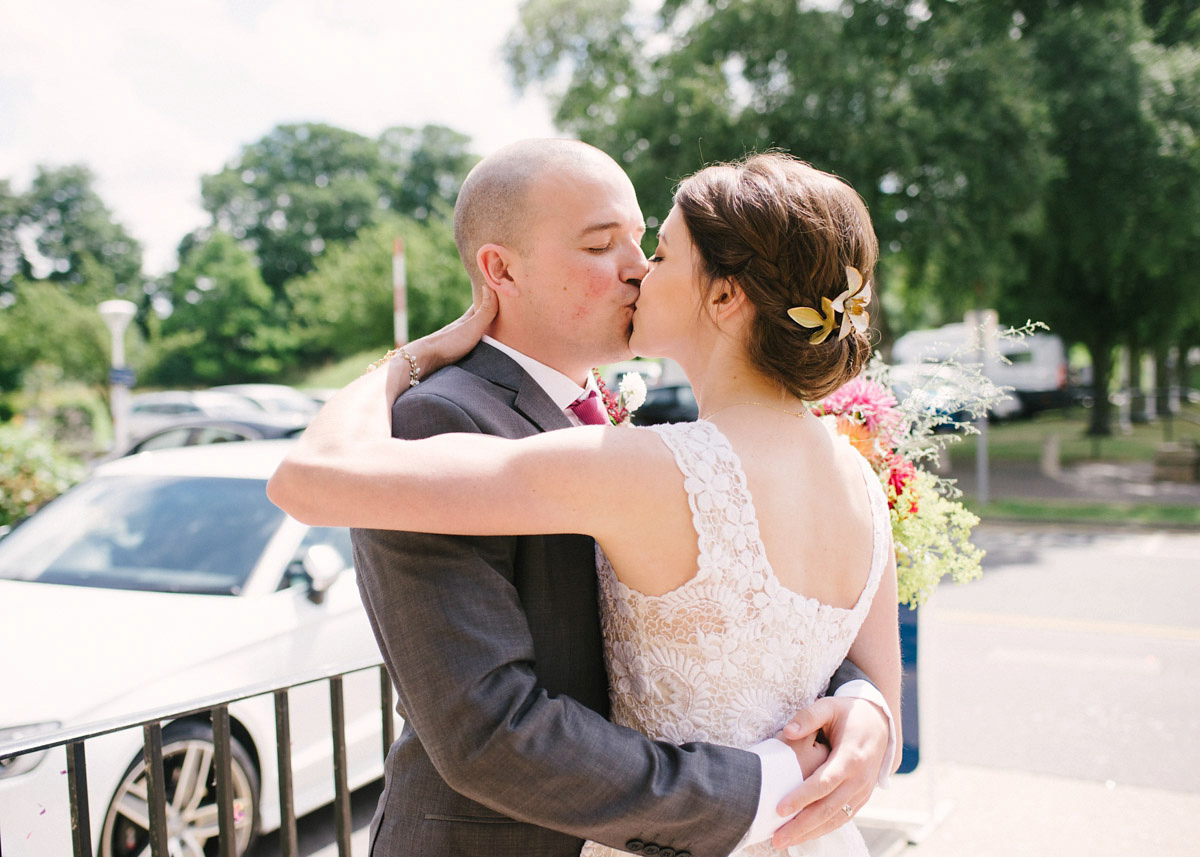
[128,390,276,439]
[633,383,699,425]
[887,361,1022,426]
[208,384,321,419]
[891,323,1070,416]
[0,441,393,857]
[120,415,307,456]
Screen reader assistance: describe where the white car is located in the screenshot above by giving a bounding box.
[887,361,1023,424]
[128,390,287,440]
[208,384,321,420]
[891,323,1069,416]
[0,441,394,857]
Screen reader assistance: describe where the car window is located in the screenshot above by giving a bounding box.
[0,475,285,595]
[134,427,195,452]
[193,427,253,445]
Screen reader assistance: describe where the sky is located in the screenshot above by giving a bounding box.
[0,0,560,276]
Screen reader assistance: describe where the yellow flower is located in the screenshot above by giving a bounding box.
[830,265,872,340]
[787,297,837,344]
[786,266,871,344]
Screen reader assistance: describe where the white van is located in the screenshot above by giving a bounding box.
[891,322,1069,416]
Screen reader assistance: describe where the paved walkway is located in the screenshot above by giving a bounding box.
[857,466,1200,856]
[860,761,1200,857]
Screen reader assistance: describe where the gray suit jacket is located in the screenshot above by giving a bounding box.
[351,343,866,857]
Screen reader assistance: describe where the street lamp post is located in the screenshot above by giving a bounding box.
[98,299,138,452]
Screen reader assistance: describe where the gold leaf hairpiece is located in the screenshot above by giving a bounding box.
[787,265,872,344]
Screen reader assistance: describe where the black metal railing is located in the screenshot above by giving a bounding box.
[0,657,391,857]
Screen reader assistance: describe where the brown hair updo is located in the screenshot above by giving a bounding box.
[674,152,878,401]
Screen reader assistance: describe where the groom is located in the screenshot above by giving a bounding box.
[350,139,893,856]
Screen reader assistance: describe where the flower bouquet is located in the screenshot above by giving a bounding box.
[812,357,1008,608]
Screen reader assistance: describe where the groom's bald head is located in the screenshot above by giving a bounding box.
[453,139,623,294]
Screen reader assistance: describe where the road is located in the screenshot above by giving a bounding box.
[860,523,1200,856]
[264,523,1200,856]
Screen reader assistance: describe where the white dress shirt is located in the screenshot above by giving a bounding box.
[482,336,599,424]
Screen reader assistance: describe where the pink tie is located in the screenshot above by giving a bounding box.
[568,390,609,425]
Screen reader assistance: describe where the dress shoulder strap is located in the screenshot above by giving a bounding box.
[643,420,763,580]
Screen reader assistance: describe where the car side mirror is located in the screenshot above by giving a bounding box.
[297,543,347,604]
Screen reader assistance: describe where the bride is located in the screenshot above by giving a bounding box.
[268,152,901,856]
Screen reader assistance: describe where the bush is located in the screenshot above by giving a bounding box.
[0,423,85,527]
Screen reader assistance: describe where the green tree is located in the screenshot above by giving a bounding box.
[147,232,289,384]
[199,122,478,294]
[285,214,471,365]
[506,0,1055,331]
[1009,1,1195,434]
[508,0,1200,434]
[3,164,143,302]
[200,123,385,292]
[1141,0,1200,45]
[0,180,23,292]
[377,125,479,218]
[0,167,141,397]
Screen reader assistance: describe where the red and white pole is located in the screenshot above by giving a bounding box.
[393,237,408,346]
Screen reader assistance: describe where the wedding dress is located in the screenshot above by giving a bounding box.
[581,420,889,857]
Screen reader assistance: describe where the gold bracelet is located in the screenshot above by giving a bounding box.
[367,349,398,372]
[397,346,421,387]
[367,347,421,387]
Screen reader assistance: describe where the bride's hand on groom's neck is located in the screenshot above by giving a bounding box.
[385,286,499,399]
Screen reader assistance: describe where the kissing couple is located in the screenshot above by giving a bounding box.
[269,139,901,857]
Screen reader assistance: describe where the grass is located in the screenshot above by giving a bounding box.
[296,347,389,391]
[964,497,1200,529]
[947,402,1200,529]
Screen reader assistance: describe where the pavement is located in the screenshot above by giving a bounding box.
[858,761,1200,857]
[855,455,1200,857]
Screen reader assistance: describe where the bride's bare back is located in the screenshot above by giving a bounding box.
[596,410,875,610]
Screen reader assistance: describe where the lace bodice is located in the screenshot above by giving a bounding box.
[585,419,889,857]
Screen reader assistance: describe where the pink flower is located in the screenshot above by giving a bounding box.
[817,378,899,434]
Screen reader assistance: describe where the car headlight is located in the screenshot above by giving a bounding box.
[0,722,62,779]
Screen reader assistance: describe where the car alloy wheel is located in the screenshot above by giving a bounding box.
[100,720,260,857]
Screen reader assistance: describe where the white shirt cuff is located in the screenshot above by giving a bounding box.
[740,738,805,847]
[833,678,896,788]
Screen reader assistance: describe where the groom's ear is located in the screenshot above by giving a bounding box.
[477,244,521,298]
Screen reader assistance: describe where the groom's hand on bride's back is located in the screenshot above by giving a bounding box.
[771,695,890,846]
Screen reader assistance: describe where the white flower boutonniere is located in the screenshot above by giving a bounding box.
[593,369,647,426]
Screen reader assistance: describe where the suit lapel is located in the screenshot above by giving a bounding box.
[458,343,574,433]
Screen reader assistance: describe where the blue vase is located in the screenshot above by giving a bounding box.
[897,606,920,774]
